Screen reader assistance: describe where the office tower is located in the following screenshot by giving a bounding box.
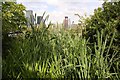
[37,16,43,24]
[63,16,68,28]
[26,10,34,27]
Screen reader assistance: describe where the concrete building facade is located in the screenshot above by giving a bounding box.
[63,16,68,28]
[63,16,71,28]
[25,10,34,27]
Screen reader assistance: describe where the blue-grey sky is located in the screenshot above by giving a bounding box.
[17,0,104,24]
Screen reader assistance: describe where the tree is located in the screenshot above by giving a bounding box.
[82,1,120,75]
[2,2,27,58]
[2,2,27,35]
[83,1,120,50]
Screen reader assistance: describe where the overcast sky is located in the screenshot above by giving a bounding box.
[17,0,104,24]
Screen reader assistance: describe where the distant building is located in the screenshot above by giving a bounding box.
[63,16,71,28]
[25,10,34,27]
[68,19,71,28]
[71,21,78,28]
[37,16,43,24]
[63,16,68,28]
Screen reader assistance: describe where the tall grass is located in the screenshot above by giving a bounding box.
[2,16,119,79]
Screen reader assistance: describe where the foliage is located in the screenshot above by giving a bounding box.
[2,1,120,79]
[2,2,27,58]
[82,1,120,77]
[2,2,26,34]
[2,20,119,79]
[83,1,120,49]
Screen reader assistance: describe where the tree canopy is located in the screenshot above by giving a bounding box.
[2,2,27,35]
[2,2,27,58]
[82,1,120,62]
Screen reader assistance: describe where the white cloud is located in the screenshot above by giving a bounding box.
[46,0,59,5]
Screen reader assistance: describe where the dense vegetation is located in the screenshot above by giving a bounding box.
[2,2,26,58]
[83,2,120,78]
[2,1,120,79]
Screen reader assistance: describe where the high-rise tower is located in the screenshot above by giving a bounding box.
[64,16,68,28]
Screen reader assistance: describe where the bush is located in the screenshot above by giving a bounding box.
[82,1,120,78]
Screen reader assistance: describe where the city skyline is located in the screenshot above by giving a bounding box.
[17,0,104,24]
